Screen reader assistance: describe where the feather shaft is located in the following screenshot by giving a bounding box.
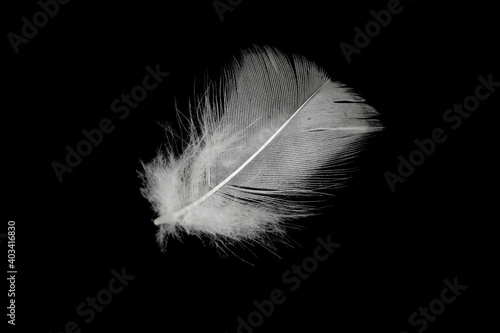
[153,81,330,225]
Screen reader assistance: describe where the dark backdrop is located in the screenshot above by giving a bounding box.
[4,0,498,332]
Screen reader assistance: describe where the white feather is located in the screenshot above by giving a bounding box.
[140,46,382,249]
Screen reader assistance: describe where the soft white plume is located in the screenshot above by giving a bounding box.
[140,46,382,250]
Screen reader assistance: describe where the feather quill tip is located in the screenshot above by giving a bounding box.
[153,213,176,226]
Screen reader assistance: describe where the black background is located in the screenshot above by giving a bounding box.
[4,0,498,332]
